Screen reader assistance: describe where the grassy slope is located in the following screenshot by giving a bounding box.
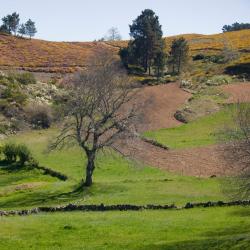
[1,118,250,248]
[1,207,250,249]
[144,106,233,149]
[0,30,250,73]
[0,129,224,210]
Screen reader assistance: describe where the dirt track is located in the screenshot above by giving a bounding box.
[134,82,191,131]
[221,82,250,103]
[120,82,250,177]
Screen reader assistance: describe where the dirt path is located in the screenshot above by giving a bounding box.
[134,82,191,132]
[221,82,250,103]
[119,82,250,177]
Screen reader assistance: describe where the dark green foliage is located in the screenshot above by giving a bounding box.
[127,9,165,75]
[222,22,250,32]
[2,142,32,165]
[225,63,250,79]
[18,24,26,37]
[16,144,31,165]
[1,12,20,35]
[25,19,37,39]
[193,54,205,61]
[169,37,189,74]
[14,72,36,85]
[2,142,18,162]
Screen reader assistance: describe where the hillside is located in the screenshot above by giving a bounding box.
[0,30,250,74]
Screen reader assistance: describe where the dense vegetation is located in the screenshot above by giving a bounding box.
[223,22,250,32]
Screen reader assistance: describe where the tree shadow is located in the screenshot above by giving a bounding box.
[139,236,250,250]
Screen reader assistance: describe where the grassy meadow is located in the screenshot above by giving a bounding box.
[1,106,250,249]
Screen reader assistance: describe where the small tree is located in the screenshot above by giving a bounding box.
[18,24,26,37]
[220,103,250,199]
[169,37,189,74]
[51,50,137,187]
[2,12,20,35]
[153,45,167,78]
[25,19,37,39]
[105,27,122,41]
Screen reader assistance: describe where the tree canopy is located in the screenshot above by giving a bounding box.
[222,22,250,32]
[126,9,166,75]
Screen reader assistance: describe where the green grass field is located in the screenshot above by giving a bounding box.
[0,129,225,210]
[1,207,250,249]
[144,106,234,149]
[1,110,250,249]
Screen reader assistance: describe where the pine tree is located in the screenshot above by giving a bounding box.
[25,19,37,39]
[18,24,26,37]
[169,37,189,74]
[129,9,164,75]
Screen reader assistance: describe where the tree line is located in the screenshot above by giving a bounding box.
[222,22,250,32]
[119,9,189,77]
[0,12,37,39]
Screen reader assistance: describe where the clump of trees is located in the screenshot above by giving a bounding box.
[51,50,137,187]
[0,12,37,39]
[222,22,250,32]
[120,9,167,77]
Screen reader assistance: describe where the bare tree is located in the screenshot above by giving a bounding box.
[50,51,137,187]
[220,103,250,199]
[105,27,122,41]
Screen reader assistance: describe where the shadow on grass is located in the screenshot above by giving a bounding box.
[0,160,27,172]
[0,181,128,209]
[140,235,250,250]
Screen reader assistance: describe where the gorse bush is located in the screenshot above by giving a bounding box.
[2,142,32,165]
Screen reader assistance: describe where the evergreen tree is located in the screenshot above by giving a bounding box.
[129,9,164,75]
[2,12,20,35]
[18,24,26,37]
[10,12,20,35]
[25,19,37,39]
[169,37,189,74]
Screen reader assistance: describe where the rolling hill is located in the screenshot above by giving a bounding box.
[0,30,250,74]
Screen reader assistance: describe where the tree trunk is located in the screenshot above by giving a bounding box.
[85,151,96,187]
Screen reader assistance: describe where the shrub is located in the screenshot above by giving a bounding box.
[2,142,33,165]
[16,144,31,165]
[193,54,205,61]
[13,72,36,85]
[2,142,18,162]
[25,104,52,129]
[206,75,233,86]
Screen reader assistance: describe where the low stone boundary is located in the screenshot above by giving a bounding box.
[35,166,68,181]
[140,136,169,150]
[1,200,250,217]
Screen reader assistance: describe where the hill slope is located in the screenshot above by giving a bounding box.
[0,30,250,73]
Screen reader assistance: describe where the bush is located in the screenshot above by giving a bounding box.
[2,142,32,165]
[206,75,233,86]
[25,104,52,129]
[16,144,31,165]
[193,54,205,61]
[12,72,36,85]
[2,142,18,162]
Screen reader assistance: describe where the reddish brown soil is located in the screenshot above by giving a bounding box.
[133,82,191,132]
[119,82,250,177]
[221,82,250,103]
[120,138,232,177]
